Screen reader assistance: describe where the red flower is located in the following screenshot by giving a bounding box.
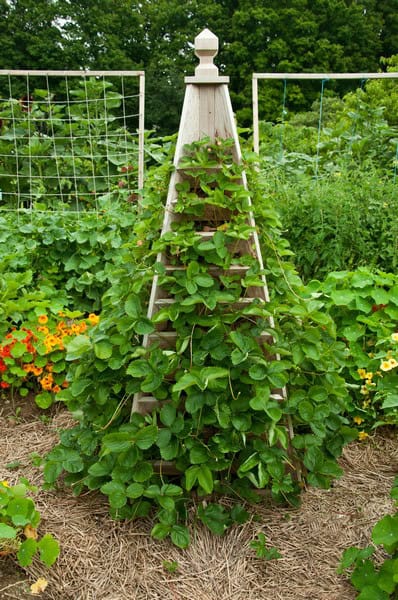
[0,359,7,373]
[0,381,10,388]
[1,345,11,358]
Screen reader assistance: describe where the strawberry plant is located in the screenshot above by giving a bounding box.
[0,479,59,568]
[43,138,355,548]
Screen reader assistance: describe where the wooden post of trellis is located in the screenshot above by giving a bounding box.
[132,29,282,414]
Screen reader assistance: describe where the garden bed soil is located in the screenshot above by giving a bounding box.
[0,400,397,600]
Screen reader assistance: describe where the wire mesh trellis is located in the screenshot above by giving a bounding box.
[0,70,145,213]
[252,71,398,179]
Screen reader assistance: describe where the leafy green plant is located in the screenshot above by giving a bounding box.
[338,475,398,599]
[250,532,281,560]
[43,137,355,548]
[0,479,60,568]
[0,309,99,407]
[306,268,398,428]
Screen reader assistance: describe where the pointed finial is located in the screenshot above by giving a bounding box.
[194,29,219,78]
[185,28,229,84]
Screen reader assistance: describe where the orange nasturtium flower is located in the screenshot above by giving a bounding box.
[38,314,48,325]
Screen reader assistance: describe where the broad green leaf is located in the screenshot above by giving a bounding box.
[65,335,91,360]
[0,523,17,538]
[132,461,153,483]
[35,392,54,409]
[124,296,141,318]
[381,395,398,409]
[94,341,113,360]
[197,503,229,535]
[185,465,200,491]
[151,523,170,540]
[170,525,190,548]
[249,363,268,381]
[100,481,127,509]
[17,538,37,566]
[102,433,132,453]
[135,318,155,335]
[330,289,356,306]
[160,404,176,427]
[10,342,27,358]
[135,425,158,450]
[197,465,213,494]
[126,483,145,499]
[298,400,314,422]
[372,515,398,550]
[37,534,60,567]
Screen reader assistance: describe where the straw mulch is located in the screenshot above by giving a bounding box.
[0,406,397,600]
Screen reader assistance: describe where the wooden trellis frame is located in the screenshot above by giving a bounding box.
[133,30,285,415]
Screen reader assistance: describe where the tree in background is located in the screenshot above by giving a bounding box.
[0,0,397,133]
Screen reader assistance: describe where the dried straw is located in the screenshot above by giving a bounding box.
[0,411,397,600]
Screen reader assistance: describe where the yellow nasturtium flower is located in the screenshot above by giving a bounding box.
[88,313,100,326]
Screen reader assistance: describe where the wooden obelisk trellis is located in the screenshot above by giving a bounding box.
[132,29,284,414]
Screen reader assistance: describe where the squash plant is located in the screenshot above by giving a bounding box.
[44,138,355,548]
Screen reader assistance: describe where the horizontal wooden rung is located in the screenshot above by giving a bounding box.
[132,395,160,414]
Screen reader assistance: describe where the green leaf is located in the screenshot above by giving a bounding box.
[197,503,229,535]
[330,289,356,306]
[102,433,131,453]
[124,296,141,318]
[10,342,27,358]
[249,386,270,411]
[372,515,398,550]
[356,586,389,600]
[17,538,37,567]
[170,525,190,548]
[35,392,54,409]
[298,400,314,422]
[0,523,17,538]
[132,461,153,482]
[37,534,60,567]
[127,359,151,377]
[135,318,155,335]
[185,466,200,491]
[160,404,176,427]
[249,363,268,381]
[189,445,209,464]
[100,481,127,509]
[173,372,200,392]
[94,341,113,360]
[381,395,398,409]
[65,335,91,360]
[126,483,145,499]
[135,425,158,450]
[265,405,283,422]
[197,465,214,494]
[151,523,170,540]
